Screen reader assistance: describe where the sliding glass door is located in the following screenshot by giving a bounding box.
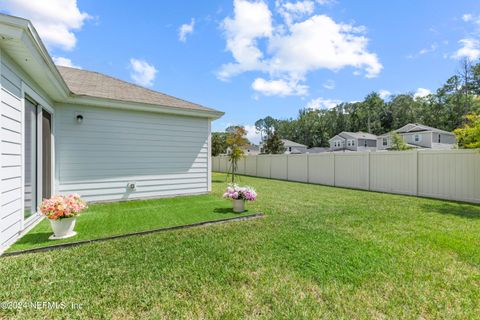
[24,98,37,219]
[24,97,52,219]
[42,110,52,200]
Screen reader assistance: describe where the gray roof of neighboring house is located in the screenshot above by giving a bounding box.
[329,131,377,141]
[281,139,307,147]
[307,147,329,153]
[378,123,454,137]
[57,66,219,113]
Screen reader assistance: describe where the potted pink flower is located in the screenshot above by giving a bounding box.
[223,184,257,213]
[39,194,88,240]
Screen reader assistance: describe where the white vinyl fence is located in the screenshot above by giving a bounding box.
[213,150,480,204]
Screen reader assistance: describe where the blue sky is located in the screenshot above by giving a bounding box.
[3,0,480,143]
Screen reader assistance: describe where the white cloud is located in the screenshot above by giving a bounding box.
[461,13,480,25]
[218,0,272,80]
[407,43,438,59]
[252,77,308,96]
[452,38,480,60]
[378,89,391,99]
[52,56,81,69]
[244,125,262,144]
[306,97,341,109]
[462,14,473,22]
[414,88,431,98]
[276,0,315,25]
[178,18,195,42]
[219,0,382,97]
[129,59,157,87]
[322,79,335,90]
[3,0,90,51]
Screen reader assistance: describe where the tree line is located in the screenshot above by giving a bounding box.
[212,59,480,155]
[255,59,480,148]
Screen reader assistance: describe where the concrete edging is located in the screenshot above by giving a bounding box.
[2,213,265,257]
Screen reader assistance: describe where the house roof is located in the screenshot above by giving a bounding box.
[0,13,223,118]
[378,123,454,137]
[306,147,329,153]
[57,66,219,114]
[396,123,453,135]
[329,131,377,142]
[281,139,307,147]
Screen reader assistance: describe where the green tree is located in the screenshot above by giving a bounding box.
[389,132,411,151]
[211,132,227,156]
[225,126,249,183]
[454,113,480,149]
[255,116,277,142]
[263,132,285,154]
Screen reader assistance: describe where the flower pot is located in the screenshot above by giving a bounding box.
[233,199,245,213]
[49,217,77,240]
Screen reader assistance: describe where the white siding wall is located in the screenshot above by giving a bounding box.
[55,104,210,202]
[0,54,23,249]
[0,52,54,252]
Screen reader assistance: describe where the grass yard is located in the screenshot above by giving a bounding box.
[8,193,249,252]
[1,173,480,319]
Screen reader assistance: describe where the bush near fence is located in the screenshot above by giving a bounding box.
[212,150,480,204]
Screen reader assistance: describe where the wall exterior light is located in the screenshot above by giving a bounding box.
[76,114,83,124]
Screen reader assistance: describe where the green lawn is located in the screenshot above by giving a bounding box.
[8,193,249,252]
[1,173,480,319]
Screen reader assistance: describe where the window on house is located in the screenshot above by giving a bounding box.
[438,135,441,143]
[347,140,351,147]
[289,147,292,152]
[352,140,355,146]
[382,138,387,146]
[414,134,420,142]
[364,140,368,147]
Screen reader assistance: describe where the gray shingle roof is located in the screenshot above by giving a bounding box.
[339,132,378,140]
[281,139,307,147]
[57,66,219,113]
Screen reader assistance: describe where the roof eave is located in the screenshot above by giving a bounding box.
[0,14,71,100]
[62,95,225,119]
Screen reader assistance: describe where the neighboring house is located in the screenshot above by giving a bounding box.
[329,132,378,151]
[243,145,260,155]
[259,139,308,154]
[226,145,260,155]
[0,14,223,252]
[377,123,457,150]
[282,139,308,154]
[306,147,329,153]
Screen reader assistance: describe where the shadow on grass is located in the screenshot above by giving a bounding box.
[14,232,53,246]
[422,202,480,219]
[213,207,249,214]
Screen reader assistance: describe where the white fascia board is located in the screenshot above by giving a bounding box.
[59,97,225,120]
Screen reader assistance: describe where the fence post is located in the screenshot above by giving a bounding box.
[286,154,289,181]
[414,150,419,196]
[269,154,272,178]
[307,153,310,183]
[244,156,247,175]
[333,152,336,187]
[367,151,371,191]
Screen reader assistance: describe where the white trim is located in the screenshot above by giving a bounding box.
[207,120,212,192]
[20,81,25,231]
[59,97,224,119]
